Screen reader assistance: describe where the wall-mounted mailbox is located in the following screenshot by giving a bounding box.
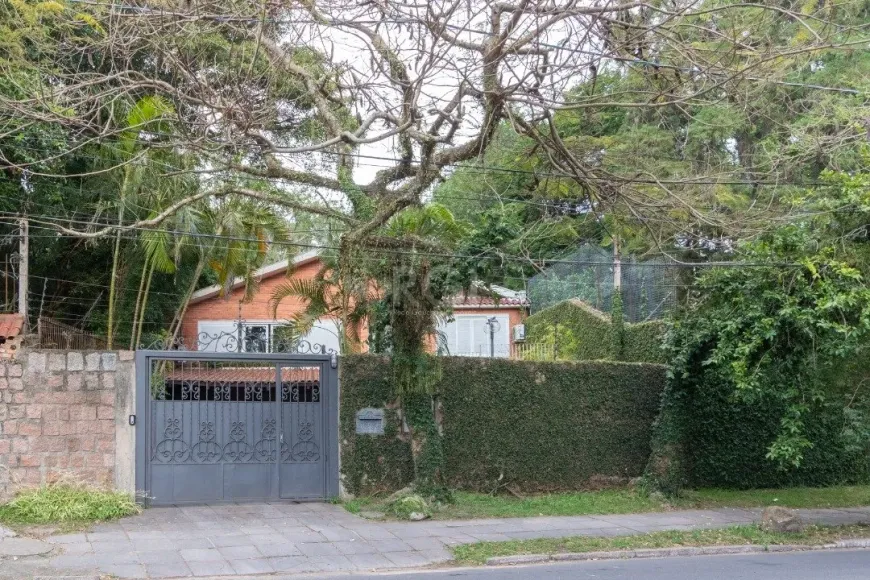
[356,408,385,435]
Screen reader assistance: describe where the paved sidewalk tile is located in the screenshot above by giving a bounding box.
[145,561,192,578]
[297,541,342,557]
[102,563,147,578]
[255,541,303,557]
[187,559,235,576]
[179,547,224,562]
[230,557,275,574]
[347,552,395,570]
[268,555,314,572]
[24,501,870,579]
[385,550,435,568]
[218,544,262,560]
[367,538,414,553]
[334,539,380,555]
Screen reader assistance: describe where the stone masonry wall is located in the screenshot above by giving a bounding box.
[0,349,135,501]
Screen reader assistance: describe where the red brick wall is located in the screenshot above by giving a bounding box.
[0,350,133,500]
[180,258,367,348]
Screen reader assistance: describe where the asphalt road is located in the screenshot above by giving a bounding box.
[327,549,870,580]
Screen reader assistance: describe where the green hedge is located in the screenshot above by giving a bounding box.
[525,299,665,363]
[646,349,870,492]
[340,355,667,495]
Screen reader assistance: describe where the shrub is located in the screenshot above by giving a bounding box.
[388,494,431,520]
[0,484,139,525]
[525,300,665,363]
[647,231,870,491]
[340,355,666,494]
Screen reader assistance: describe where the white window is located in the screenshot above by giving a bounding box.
[437,314,510,357]
[197,319,341,354]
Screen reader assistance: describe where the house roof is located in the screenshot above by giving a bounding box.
[449,295,529,308]
[449,282,529,308]
[189,249,321,304]
[0,314,24,340]
[189,249,529,308]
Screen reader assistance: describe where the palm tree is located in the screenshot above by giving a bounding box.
[128,178,202,349]
[269,249,375,354]
[162,196,292,348]
[105,95,174,348]
[377,203,466,392]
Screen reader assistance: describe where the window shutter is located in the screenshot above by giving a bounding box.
[456,317,475,356]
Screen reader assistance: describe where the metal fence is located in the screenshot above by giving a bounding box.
[527,245,686,322]
[435,343,557,361]
[37,316,108,350]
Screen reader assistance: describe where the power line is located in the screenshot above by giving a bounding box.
[10,213,799,268]
[29,275,185,298]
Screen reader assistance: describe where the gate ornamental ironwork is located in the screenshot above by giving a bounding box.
[135,351,339,506]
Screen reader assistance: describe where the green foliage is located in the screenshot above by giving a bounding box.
[340,355,667,494]
[525,300,665,363]
[647,220,870,492]
[610,291,625,357]
[0,484,139,526]
[649,361,870,491]
[402,392,449,499]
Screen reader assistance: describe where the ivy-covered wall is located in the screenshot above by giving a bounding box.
[339,356,415,495]
[646,350,870,492]
[340,355,667,495]
[525,299,665,363]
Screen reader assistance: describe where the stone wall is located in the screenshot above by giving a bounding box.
[0,350,135,501]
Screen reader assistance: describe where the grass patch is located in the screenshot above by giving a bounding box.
[452,524,870,565]
[680,486,870,509]
[344,485,870,521]
[344,490,665,520]
[0,485,139,531]
[438,490,664,519]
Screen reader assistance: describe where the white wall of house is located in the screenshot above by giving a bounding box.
[196,319,342,354]
[437,314,510,357]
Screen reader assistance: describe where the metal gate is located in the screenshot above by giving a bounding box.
[134,351,339,506]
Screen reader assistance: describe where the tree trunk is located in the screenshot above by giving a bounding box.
[134,257,156,348]
[129,254,150,349]
[402,393,449,500]
[106,229,124,349]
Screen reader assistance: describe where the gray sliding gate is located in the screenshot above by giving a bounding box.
[135,351,339,506]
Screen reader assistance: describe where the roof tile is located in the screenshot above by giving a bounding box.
[164,366,320,383]
[449,296,529,307]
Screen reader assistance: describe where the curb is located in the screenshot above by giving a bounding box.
[484,539,870,566]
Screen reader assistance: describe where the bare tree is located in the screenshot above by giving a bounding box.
[2,0,866,248]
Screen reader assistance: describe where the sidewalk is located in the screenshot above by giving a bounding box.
[2,503,869,579]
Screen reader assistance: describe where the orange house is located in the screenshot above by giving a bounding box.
[180,250,529,357]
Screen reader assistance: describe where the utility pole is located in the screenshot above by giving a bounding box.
[613,233,622,292]
[486,316,499,358]
[18,217,28,331]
